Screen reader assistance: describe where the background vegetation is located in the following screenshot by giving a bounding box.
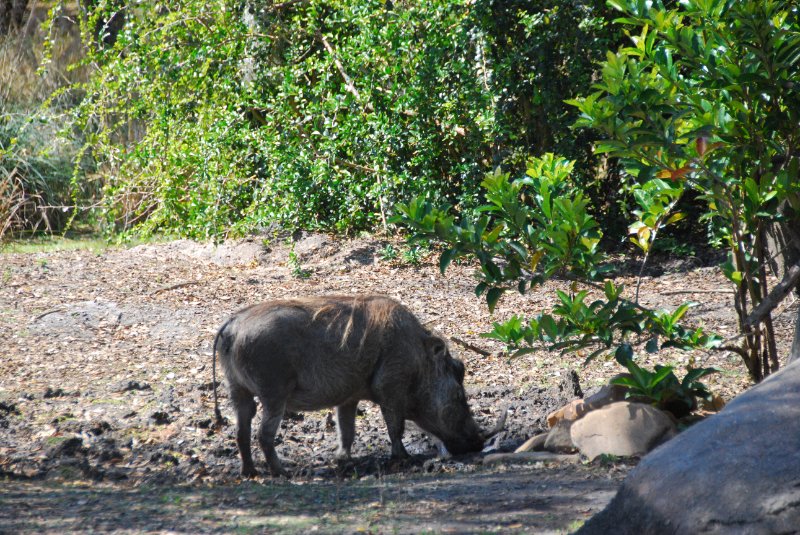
[2,0,798,385]
[3,0,622,239]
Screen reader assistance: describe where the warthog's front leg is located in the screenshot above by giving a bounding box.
[257,396,288,477]
[335,401,358,460]
[380,405,410,459]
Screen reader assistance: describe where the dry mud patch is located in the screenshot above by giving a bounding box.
[1,234,797,533]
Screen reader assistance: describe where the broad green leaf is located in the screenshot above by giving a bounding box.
[615,343,634,365]
[439,248,459,275]
[486,287,505,313]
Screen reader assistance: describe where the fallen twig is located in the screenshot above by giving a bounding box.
[150,281,201,296]
[662,289,736,295]
[33,308,65,322]
[450,336,492,357]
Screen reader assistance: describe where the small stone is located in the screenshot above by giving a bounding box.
[150,411,171,425]
[43,387,67,399]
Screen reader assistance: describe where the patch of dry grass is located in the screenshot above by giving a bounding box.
[0,4,88,240]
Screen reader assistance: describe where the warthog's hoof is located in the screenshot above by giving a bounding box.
[334,449,353,463]
[241,466,258,478]
[270,468,290,478]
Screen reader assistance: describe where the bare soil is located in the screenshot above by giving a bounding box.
[1,233,797,533]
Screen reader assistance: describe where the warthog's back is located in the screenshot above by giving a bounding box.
[218,295,424,410]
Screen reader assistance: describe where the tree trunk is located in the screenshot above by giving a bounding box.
[790,308,800,364]
[766,202,800,365]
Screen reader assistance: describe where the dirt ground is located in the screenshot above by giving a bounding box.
[1,233,797,533]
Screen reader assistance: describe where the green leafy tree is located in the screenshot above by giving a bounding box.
[50,0,625,238]
[569,0,800,379]
[394,154,721,412]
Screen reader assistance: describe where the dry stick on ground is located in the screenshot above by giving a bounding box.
[450,336,492,357]
[33,308,65,321]
[662,289,736,295]
[149,280,202,296]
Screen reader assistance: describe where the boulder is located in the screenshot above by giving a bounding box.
[583,378,629,409]
[570,402,677,461]
[547,378,629,428]
[578,359,800,535]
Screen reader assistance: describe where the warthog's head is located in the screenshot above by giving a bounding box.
[413,336,506,455]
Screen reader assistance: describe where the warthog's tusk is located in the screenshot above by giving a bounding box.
[483,405,510,441]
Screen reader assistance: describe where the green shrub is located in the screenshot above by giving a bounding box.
[57,0,624,238]
[395,154,721,400]
[569,0,800,380]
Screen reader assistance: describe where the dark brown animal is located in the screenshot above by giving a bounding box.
[212,295,503,477]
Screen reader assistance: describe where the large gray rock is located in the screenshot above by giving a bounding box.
[578,359,800,535]
[570,401,677,461]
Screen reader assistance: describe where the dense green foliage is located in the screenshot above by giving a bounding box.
[397,0,800,385]
[395,155,721,400]
[571,0,800,380]
[54,0,619,238]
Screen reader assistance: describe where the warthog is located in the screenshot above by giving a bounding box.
[212,295,505,477]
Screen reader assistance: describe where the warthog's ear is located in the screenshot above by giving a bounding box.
[425,335,449,359]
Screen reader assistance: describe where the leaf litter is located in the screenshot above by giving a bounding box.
[0,233,796,533]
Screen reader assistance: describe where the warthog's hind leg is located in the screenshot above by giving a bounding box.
[257,395,288,477]
[231,387,258,478]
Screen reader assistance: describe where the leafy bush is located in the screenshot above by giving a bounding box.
[611,344,717,418]
[56,0,624,238]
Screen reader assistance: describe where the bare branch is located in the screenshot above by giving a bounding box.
[744,260,800,328]
[318,32,361,101]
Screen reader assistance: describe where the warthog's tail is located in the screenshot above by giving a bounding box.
[212,321,229,426]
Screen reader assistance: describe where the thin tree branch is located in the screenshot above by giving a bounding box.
[744,259,800,328]
[318,32,361,101]
[450,336,492,357]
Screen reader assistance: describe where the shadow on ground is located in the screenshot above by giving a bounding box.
[1,465,621,534]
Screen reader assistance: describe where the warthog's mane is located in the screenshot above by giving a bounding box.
[305,295,415,352]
